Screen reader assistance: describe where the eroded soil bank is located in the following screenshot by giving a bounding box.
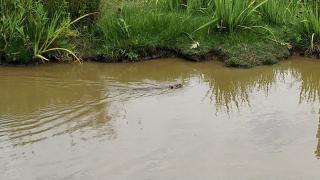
[0,43,295,68]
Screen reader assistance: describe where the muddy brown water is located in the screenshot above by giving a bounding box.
[0,57,320,180]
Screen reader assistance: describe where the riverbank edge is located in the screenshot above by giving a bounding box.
[0,45,304,68]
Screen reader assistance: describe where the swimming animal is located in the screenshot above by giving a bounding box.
[129,83,183,91]
[169,83,183,89]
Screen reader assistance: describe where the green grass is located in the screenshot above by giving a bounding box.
[1,0,320,67]
[96,2,212,58]
[259,0,299,25]
[213,0,267,31]
[159,0,215,14]
[0,0,100,63]
[92,0,290,67]
[297,2,320,44]
[44,0,101,20]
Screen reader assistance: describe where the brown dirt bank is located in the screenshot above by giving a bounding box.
[81,46,291,68]
[81,47,224,63]
[0,46,318,67]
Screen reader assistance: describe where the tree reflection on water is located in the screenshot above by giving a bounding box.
[316,109,320,159]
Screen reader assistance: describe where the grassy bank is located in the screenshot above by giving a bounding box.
[1,0,320,67]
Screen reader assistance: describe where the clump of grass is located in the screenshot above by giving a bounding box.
[159,0,215,14]
[297,1,320,39]
[44,0,101,20]
[1,0,34,62]
[187,0,215,14]
[0,0,89,63]
[259,0,299,25]
[214,0,267,31]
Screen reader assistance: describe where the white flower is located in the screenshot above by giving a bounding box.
[190,41,200,49]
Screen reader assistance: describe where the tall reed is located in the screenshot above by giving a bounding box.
[297,1,320,39]
[214,0,267,31]
[259,0,299,25]
[0,0,84,63]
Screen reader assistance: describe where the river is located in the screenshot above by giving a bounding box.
[0,56,320,180]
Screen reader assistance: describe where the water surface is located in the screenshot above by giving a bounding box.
[0,57,320,180]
